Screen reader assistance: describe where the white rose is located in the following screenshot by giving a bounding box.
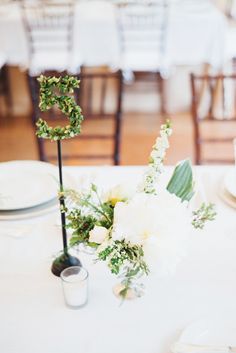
[89,226,109,244]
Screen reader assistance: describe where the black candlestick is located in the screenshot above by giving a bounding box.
[51,140,81,277]
[57,139,68,253]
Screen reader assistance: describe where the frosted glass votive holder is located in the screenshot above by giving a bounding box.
[61,266,88,309]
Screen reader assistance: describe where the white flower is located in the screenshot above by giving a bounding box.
[155,134,169,150]
[112,190,190,275]
[103,182,136,206]
[89,226,109,244]
[150,150,164,160]
[139,122,172,194]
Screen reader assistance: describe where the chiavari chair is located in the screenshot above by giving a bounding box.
[21,0,77,75]
[118,1,169,115]
[190,73,236,164]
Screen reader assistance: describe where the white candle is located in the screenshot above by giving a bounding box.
[61,267,88,309]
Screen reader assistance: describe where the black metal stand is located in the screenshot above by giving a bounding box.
[51,140,81,277]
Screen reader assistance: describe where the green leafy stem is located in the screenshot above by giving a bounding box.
[192,202,217,229]
[64,185,114,247]
[98,240,149,299]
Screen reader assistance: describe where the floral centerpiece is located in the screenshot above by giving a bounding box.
[65,121,216,299]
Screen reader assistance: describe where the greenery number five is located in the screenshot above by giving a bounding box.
[36,75,83,140]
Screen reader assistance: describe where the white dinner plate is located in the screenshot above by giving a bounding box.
[178,317,236,346]
[223,168,236,198]
[0,198,59,221]
[0,160,67,211]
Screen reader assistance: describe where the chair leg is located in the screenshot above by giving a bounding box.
[157,73,166,116]
[114,114,121,166]
[27,73,44,161]
[1,65,13,117]
[38,138,47,161]
[233,57,236,73]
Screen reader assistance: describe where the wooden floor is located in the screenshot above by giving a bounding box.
[0,67,196,166]
[1,111,235,166]
[1,95,235,166]
[0,110,194,165]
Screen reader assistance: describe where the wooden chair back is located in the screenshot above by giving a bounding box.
[190,73,236,164]
[21,0,74,71]
[118,1,169,64]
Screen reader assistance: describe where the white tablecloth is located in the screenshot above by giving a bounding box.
[0,1,228,71]
[0,1,120,70]
[230,0,236,19]
[1,165,236,353]
[165,3,227,69]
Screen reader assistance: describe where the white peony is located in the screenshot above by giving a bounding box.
[89,226,109,244]
[111,190,191,275]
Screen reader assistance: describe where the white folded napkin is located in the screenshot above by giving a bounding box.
[171,342,234,353]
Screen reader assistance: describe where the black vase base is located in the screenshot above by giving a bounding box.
[51,253,82,277]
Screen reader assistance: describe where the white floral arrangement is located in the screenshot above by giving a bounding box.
[65,121,216,299]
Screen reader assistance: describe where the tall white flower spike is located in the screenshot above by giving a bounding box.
[139,121,172,194]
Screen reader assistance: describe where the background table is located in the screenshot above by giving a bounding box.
[1,165,236,353]
[0,1,229,113]
[0,1,227,70]
[165,3,227,69]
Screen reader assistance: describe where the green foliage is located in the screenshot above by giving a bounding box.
[192,202,216,229]
[167,159,195,202]
[36,75,83,140]
[99,202,114,228]
[65,186,114,230]
[67,209,97,246]
[65,185,114,247]
[98,240,149,276]
[98,240,149,299]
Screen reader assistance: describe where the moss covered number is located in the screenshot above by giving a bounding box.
[36,75,83,141]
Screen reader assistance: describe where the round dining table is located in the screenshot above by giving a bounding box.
[0,165,236,353]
